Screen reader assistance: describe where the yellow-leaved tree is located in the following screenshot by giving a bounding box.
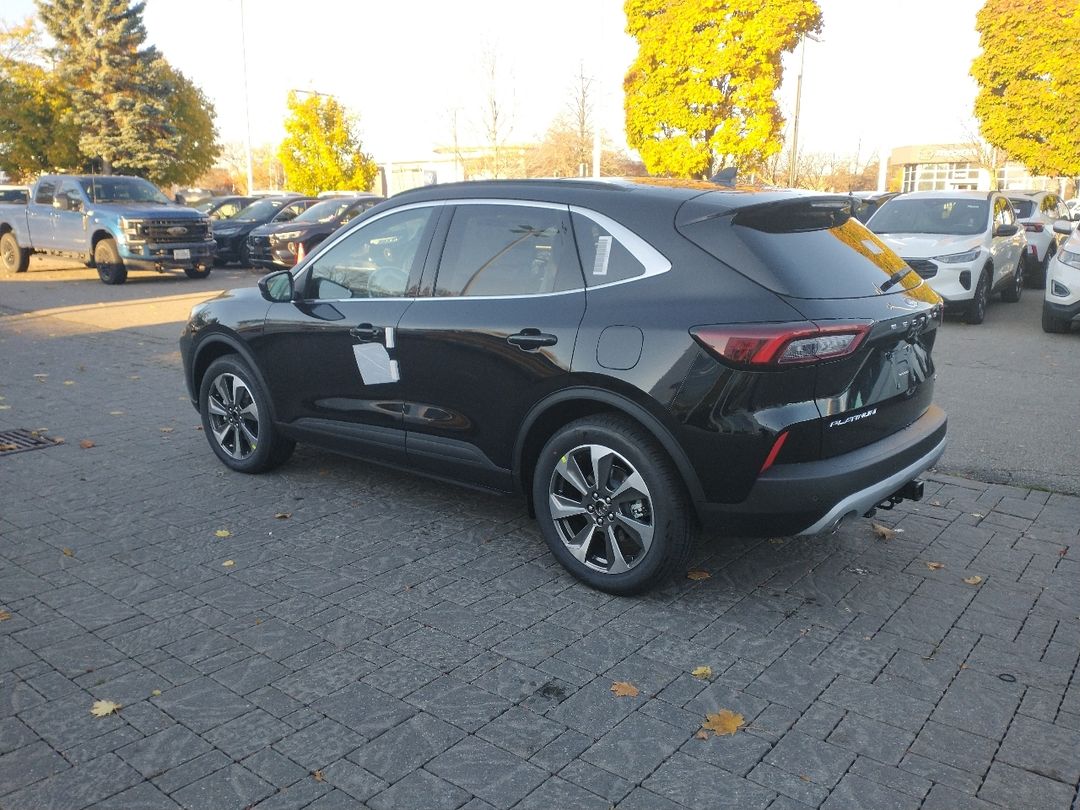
[971,0,1080,179]
[278,91,378,195]
[624,0,823,179]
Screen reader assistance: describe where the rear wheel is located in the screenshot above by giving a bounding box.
[1028,245,1051,289]
[1041,305,1071,334]
[238,242,251,268]
[184,265,211,279]
[532,414,694,595]
[0,232,29,274]
[94,238,127,285]
[965,269,990,324]
[1001,255,1023,303]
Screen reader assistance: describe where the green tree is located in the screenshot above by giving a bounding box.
[971,0,1080,178]
[623,0,823,179]
[155,65,221,187]
[0,18,81,179]
[278,91,378,195]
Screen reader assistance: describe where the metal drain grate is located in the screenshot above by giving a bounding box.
[0,428,59,456]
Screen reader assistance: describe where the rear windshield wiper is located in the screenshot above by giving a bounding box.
[879,265,914,293]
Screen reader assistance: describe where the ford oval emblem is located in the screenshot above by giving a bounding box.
[167,226,188,236]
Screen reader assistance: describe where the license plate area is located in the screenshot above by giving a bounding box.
[173,248,191,260]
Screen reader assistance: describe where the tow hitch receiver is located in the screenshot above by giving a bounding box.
[866,479,925,516]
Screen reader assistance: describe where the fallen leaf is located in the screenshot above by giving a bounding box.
[151,689,161,697]
[1060,548,1068,557]
[929,499,943,506]
[222,560,235,568]
[90,699,121,717]
[610,681,640,698]
[768,537,785,545]
[312,770,325,782]
[195,426,203,431]
[702,709,744,737]
[79,439,95,449]
[33,373,47,380]
[971,513,984,518]
[109,410,124,416]
[691,666,713,680]
[159,427,174,434]
[686,569,711,581]
[62,548,74,557]
[925,561,945,571]
[318,469,329,476]
[0,443,17,451]
[0,405,10,410]
[274,512,292,520]
[871,522,897,540]
[694,730,709,740]
[963,575,983,585]
[52,437,65,445]
[129,375,140,380]
[63,380,75,386]
[215,529,231,538]
[799,774,812,782]
[0,610,12,622]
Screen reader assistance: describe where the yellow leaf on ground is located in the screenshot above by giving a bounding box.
[215,529,231,538]
[79,439,95,449]
[159,427,174,433]
[222,560,235,568]
[63,380,75,386]
[151,689,162,697]
[109,410,124,416]
[694,730,709,740]
[702,709,744,737]
[90,699,121,717]
[0,443,17,451]
[274,512,292,520]
[0,610,12,622]
[686,569,711,581]
[926,561,945,571]
[610,681,640,698]
[871,522,897,540]
[691,666,713,680]
[312,770,325,782]
[62,548,74,557]
[963,575,983,585]
[129,375,140,380]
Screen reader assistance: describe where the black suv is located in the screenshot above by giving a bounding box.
[180,179,947,594]
[246,194,385,270]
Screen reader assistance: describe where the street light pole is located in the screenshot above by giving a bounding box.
[787,33,821,188]
[239,0,254,194]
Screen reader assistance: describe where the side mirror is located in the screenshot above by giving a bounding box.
[993,223,1019,237]
[258,269,295,303]
[1053,219,1075,235]
[52,194,69,211]
[1071,211,1080,222]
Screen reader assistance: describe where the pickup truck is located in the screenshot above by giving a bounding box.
[0,174,215,284]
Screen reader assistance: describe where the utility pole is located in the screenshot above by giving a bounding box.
[787,33,822,189]
[239,0,254,194]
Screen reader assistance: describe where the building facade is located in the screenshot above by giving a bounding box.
[888,143,1065,194]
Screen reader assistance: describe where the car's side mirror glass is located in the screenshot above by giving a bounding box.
[1053,219,1074,235]
[258,270,294,303]
[993,223,1018,237]
[53,195,68,211]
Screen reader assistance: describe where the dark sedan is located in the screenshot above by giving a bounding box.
[210,196,317,266]
[247,194,384,270]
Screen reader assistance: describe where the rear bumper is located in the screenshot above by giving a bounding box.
[699,405,947,536]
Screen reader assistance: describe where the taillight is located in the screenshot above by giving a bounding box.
[1024,222,1044,233]
[690,322,870,367]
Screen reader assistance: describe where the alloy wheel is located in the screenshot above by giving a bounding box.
[206,372,260,460]
[547,443,655,574]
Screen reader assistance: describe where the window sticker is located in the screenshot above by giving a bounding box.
[592,235,612,276]
[352,343,399,384]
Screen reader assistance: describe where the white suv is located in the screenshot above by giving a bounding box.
[868,191,1026,324]
[1008,191,1072,288]
[1043,219,1080,333]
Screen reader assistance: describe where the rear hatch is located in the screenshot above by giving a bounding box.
[677,194,943,460]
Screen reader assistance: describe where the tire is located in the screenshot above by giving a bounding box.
[1001,255,1023,303]
[0,231,29,274]
[965,269,990,324]
[532,414,694,595]
[1041,305,1071,334]
[94,238,127,285]
[1029,245,1051,290]
[184,266,211,279]
[238,242,251,268]
[199,355,295,473]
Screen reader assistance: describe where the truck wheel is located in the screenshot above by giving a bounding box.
[239,242,251,268]
[94,238,127,285]
[184,266,211,279]
[0,232,30,274]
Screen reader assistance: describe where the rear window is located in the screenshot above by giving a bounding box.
[678,198,921,299]
[1010,199,1035,218]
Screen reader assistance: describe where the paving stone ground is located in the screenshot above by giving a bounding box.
[1,297,1079,809]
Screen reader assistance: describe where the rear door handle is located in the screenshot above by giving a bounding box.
[507,328,558,350]
[350,323,383,341]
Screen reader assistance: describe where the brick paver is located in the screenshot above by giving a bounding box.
[1,296,1079,809]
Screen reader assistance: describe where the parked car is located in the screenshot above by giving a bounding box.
[867,190,1026,324]
[0,185,30,204]
[0,174,213,284]
[246,194,384,270]
[1064,198,1080,219]
[1042,218,1080,333]
[1008,191,1073,288]
[210,196,316,266]
[196,196,258,221]
[850,191,899,223]
[181,179,947,594]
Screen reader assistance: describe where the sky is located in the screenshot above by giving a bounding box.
[2,0,985,167]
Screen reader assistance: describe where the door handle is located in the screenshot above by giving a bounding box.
[507,328,558,350]
[349,323,383,341]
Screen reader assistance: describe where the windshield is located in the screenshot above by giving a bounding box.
[232,198,289,222]
[1009,199,1035,219]
[868,198,989,236]
[194,200,215,212]
[293,199,354,223]
[78,177,170,204]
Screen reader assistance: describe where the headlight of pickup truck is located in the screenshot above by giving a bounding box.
[119,217,146,242]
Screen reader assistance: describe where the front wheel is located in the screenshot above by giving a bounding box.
[94,238,127,285]
[532,414,694,595]
[1028,246,1051,289]
[198,355,295,473]
[0,231,29,274]
[1001,255,1023,303]
[965,269,989,324]
[1042,305,1071,334]
[184,265,211,279]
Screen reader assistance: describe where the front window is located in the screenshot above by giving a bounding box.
[233,198,290,222]
[869,198,989,236]
[293,199,354,224]
[78,177,169,204]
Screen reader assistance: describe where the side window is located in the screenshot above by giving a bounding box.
[434,204,581,297]
[306,207,434,300]
[570,211,648,287]
[214,202,240,219]
[993,197,1012,228]
[34,180,56,206]
[274,203,303,222]
[59,181,84,211]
